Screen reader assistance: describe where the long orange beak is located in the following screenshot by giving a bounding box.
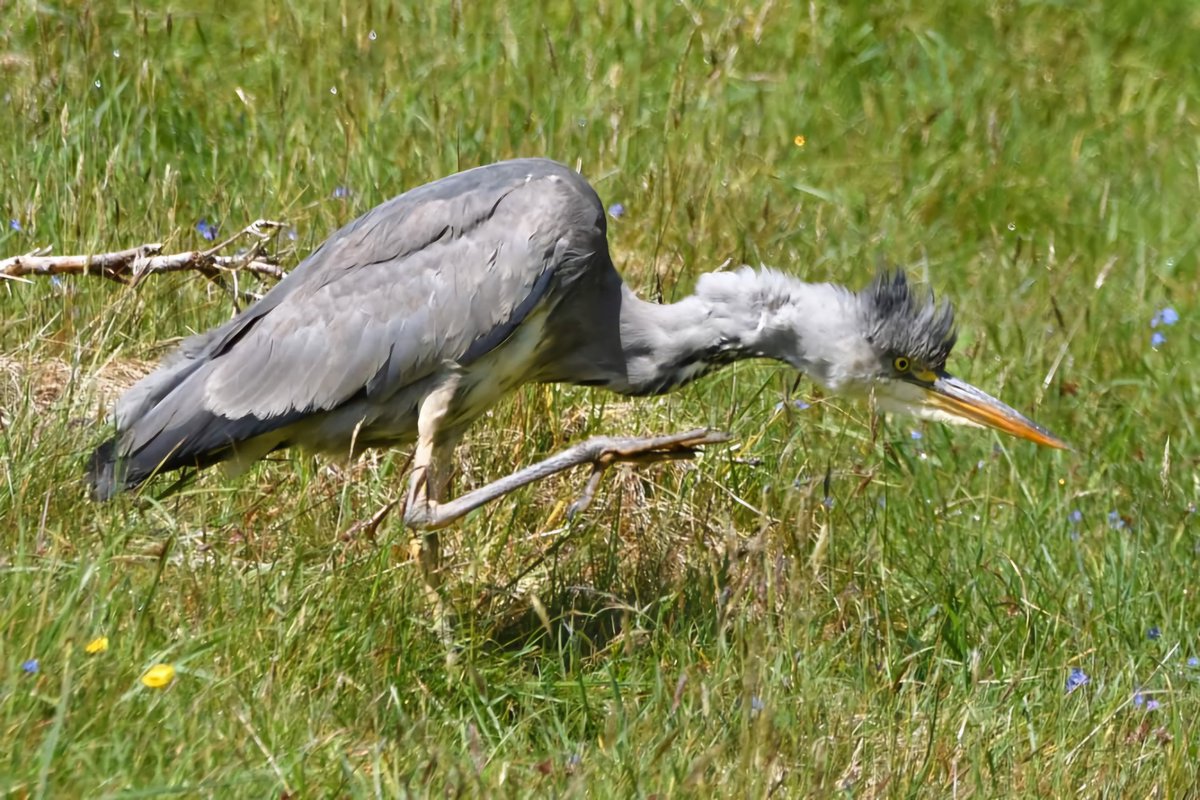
[920,372,1069,449]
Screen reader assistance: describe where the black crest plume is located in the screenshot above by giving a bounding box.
[860,270,957,369]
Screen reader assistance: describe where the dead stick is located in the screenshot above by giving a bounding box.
[0,219,290,283]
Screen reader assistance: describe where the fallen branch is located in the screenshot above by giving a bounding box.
[0,219,290,285]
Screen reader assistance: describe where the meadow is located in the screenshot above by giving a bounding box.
[3,1,1200,796]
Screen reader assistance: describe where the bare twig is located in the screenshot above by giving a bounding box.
[0,219,290,284]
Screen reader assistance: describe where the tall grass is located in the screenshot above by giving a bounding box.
[3,1,1199,795]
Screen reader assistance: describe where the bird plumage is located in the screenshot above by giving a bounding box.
[90,158,609,497]
[88,157,1062,500]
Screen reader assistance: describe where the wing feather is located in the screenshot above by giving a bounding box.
[91,158,609,497]
[191,158,605,422]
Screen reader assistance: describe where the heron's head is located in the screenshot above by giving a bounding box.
[839,270,1067,449]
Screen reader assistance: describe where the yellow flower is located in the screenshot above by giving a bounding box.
[141,663,176,689]
[85,636,109,655]
[793,135,806,148]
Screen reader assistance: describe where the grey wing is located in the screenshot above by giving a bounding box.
[106,158,608,476]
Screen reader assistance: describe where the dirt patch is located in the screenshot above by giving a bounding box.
[0,352,152,421]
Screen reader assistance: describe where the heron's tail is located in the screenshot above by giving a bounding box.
[86,438,129,501]
[86,406,298,501]
[85,430,202,501]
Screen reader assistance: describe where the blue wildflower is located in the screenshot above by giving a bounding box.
[750,696,765,714]
[1188,657,1199,668]
[822,496,835,509]
[1065,667,1089,693]
[9,218,21,232]
[1068,509,1083,524]
[196,219,218,241]
[1148,626,1161,640]
[22,658,38,674]
[607,203,625,219]
[1146,699,1162,711]
[1151,331,1167,349]
[773,398,811,413]
[332,185,351,199]
[910,430,923,440]
[1107,511,1126,531]
[1133,692,1144,707]
[1151,307,1180,327]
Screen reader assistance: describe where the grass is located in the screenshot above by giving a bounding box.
[3,0,1200,795]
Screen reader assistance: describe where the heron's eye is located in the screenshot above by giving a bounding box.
[893,356,911,373]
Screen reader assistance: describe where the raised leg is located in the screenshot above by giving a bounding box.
[403,427,732,531]
[398,377,731,656]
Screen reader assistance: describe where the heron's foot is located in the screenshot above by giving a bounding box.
[566,428,733,518]
[398,427,733,531]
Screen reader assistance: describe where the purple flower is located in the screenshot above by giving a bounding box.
[1065,667,1089,693]
[196,218,218,241]
[1188,657,1199,668]
[607,203,625,219]
[1151,331,1167,349]
[910,430,923,440]
[1068,509,1083,524]
[22,658,38,674]
[822,496,835,509]
[332,185,351,199]
[1133,692,1145,707]
[1146,698,1162,711]
[1151,307,1179,327]
[9,218,21,232]
[1148,626,1161,640]
[1107,511,1126,531]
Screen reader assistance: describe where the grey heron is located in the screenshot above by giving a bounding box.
[88,158,1065,592]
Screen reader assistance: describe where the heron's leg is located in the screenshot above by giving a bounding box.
[401,428,732,531]
[402,379,464,657]
[415,439,462,654]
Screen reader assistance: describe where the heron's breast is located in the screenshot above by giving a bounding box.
[447,308,553,428]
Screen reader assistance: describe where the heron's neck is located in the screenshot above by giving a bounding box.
[606,268,861,396]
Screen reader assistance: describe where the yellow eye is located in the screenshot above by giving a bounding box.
[893,356,911,373]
